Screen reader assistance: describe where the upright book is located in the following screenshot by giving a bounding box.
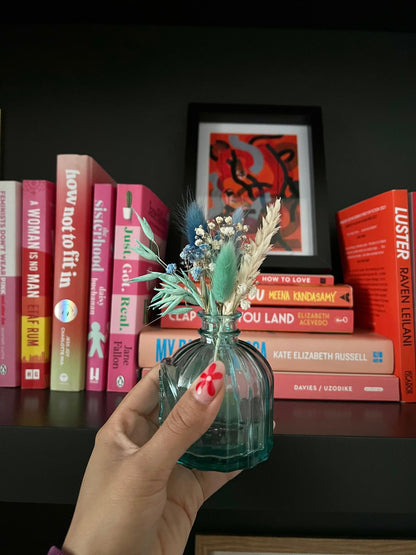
[21,180,56,389]
[138,326,394,374]
[106,184,170,392]
[337,189,416,402]
[50,155,116,391]
[86,183,116,391]
[0,181,22,387]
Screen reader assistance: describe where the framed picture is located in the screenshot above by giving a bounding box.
[184,103,332,273]
[194,534,416,554]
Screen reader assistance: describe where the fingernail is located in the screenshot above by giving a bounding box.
[193,361,225,404]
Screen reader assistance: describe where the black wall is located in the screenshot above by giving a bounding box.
[1,23,416,277]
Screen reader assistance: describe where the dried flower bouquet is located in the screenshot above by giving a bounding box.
[131,197,281,318]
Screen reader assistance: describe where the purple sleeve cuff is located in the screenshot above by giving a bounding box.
[47,547,65,555]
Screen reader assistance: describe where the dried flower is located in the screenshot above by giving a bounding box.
[131,197,281,317]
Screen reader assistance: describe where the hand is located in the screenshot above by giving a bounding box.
[62,361,240,555]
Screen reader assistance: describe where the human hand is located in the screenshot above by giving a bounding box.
[62,361,240,555]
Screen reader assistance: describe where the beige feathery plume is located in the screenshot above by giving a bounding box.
[224,197,281,314]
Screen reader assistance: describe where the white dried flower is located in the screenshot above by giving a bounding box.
[240,299,251,310]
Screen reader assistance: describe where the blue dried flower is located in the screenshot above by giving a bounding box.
[166,263,177,274]
[185,201,207,244]
[191,266,202,281]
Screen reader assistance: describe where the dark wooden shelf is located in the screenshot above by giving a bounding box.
[1,389,416,538]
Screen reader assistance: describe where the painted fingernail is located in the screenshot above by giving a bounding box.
[193,361,224,404]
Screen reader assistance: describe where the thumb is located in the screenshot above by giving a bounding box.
[141,361,225,474]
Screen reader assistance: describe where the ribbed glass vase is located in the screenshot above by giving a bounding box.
[159,311,274,472]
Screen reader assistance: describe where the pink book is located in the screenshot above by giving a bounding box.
[86,183,116,390]
[106,184,170,392]
[139,368,399,402]
[0,181,22,387]
[21,180,56,389]
[273,372,400,401]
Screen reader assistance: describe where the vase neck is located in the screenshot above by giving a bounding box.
[198,311,241,344]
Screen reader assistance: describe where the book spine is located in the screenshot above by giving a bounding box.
[139,368,399,402]
[50,155,116,391]
[274,372,399,401]
[138,328,394,373]
[0,182,22,387]
[21,180,56,389]
[249,283,353,307]
[106,184,170,392]
[161,306,354,333]
[257,273,335,286]
[86,184,116,391]
[337,189,416,402]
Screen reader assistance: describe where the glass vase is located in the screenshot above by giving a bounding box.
[159,311,274,472]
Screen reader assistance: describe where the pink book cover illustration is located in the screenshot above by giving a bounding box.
[21,180,56,389]
[86,183,116,391]
[0,181,22,387]
[107,184,170,392]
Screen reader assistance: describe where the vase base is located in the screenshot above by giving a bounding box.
[177,444,273,472]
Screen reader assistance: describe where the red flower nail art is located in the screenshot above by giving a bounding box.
[195,363,223,397]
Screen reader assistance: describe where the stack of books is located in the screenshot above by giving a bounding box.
[138,271,398,402]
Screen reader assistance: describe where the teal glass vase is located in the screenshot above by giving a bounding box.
[159,311,274,472]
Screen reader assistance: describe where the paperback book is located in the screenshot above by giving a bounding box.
[248,283,353,307]
[106,184,170,392]
[0,181,22,387]
[50,154,116,391]
[139,368,399,402]
[21,180,56,389]
[138,326,394,374]
[256,273,335,286]
[160,305,354,333]
[337,189,416,402]
[86,183,116,391]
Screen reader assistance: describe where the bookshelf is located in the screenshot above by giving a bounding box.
[1,390,416,539]
[2,14,416,554]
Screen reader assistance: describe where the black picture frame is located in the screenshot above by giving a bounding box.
[184,103,332,274]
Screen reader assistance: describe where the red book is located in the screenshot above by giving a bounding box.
[50,155,116,391]
[160,305,354,333]
[21,180,56,389]
[140,368,399,402]
[0,181,22,387]
[257,273,334,286]
[138,326,394,374]
[337,189,416,403]
[106,184,170,392]
[86,183,116,391]
[248,283,353,307]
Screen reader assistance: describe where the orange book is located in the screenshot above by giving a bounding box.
[248,283,353,307]
[337,189,416,402]
[50,155,116,391]
[137,326,394,374]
